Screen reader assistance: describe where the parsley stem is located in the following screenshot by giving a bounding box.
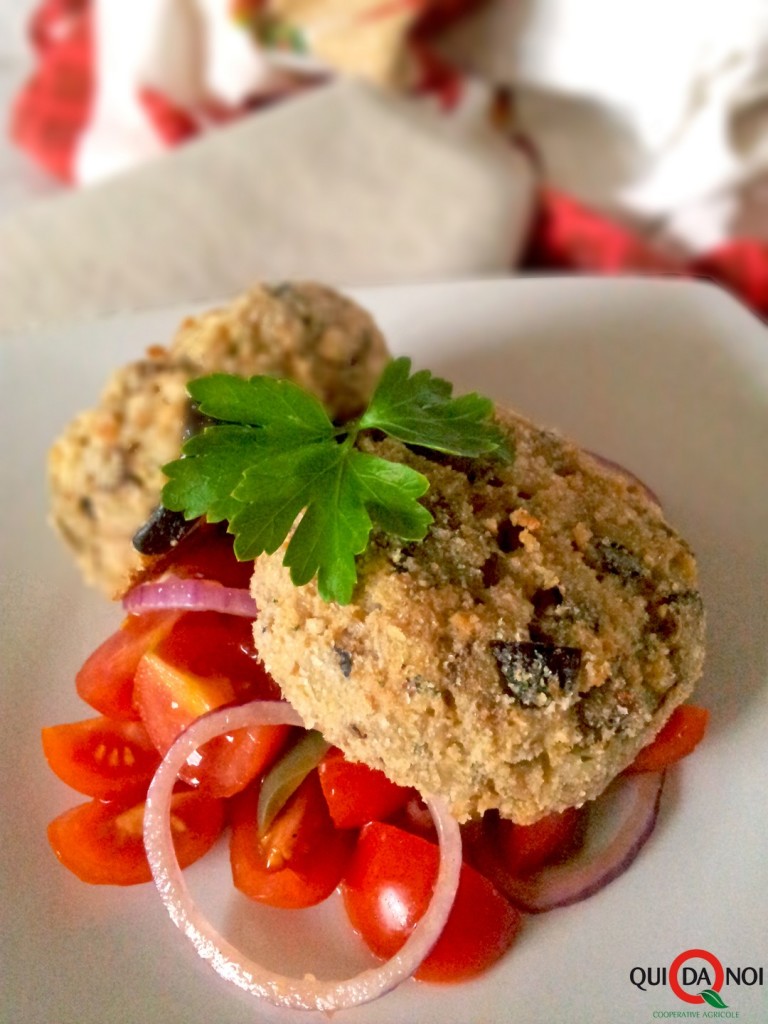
[333,419,361,449]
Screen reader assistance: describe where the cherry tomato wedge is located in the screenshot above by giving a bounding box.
[230,772,354,909]
[46,790,225,885]
[75,611,180,720]
[463,807,585,892]
[42,716,161,800]
[145,522,254,589]
[625,705,710,774]
[317,748,414,829]
[134,649,289,797]
[496,806,583,876]
[134,649,236,749]
[155,611,281,701]
[342,822,521,983]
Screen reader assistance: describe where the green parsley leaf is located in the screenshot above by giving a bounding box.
[229,444,335,561]
[162,426,257,523]
[161,357,509,604]
[348,451,432,539]
[359,357,511,458]
[282,449,372,603]
[189,374,334,437]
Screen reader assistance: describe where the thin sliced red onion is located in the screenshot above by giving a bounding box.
[124,575,257,618]
[144,702,462,1013]
[492,772,664,914]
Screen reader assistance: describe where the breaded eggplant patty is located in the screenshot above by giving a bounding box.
[251,408,705,824]
[48,283,389,595]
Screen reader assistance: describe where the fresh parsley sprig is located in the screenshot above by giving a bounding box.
[162,357,509,605]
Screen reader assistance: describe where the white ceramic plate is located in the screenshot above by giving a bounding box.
[2,278,767,1024]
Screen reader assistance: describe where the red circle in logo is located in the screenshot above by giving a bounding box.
[669,949,725,1004]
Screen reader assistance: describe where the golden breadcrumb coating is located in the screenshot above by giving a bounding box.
[251,408,705,824]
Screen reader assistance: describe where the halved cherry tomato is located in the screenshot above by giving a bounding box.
[134,649,236,748]
[317,748,414,829]
[190,724,292,799]
[150,522,254,589]
[46,789,225,885]
[463,807,585,892]
[495,806,583,876]
[342,822,521,983]
[155,611,281,701]
[625,705,710,774]
[75,611,180,720]
[133,649,290,797]
[230,772,354,909]
[42,716,161,801]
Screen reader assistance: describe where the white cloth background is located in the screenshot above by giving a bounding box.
[5,0,768,334]
[442,0,768,252]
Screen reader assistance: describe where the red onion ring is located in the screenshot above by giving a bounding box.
[144,701,462,1012]
[487,772,664,914]
[124,575,257,618]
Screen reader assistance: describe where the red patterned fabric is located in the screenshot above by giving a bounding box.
[523,188,768,319]
[30,0,88,53]
[410,0,480,110]
[10,0,93,183]
[689,240,768,318]
[9,0,481,179]
[137,88,201,146]
[410,40,464,110]
[525,189,681,275]
[414,0,487,36]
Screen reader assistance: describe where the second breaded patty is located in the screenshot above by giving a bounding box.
[250,407,705,824]
[48,283,389,596]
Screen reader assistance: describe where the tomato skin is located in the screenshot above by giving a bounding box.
[317,748,414,829]
[75,611,180,720]
[46,790,225,885]
[133,649,290,797]
[159,523,254,589]
[342,822,521,983]
[41,716,161,801]
[463,808,585,898]
[155,612,281,702]
[496,807,583,876]
[230,773,354,909]
[625,705,709,773]
[134,649,236,750]
[188,723,292,799]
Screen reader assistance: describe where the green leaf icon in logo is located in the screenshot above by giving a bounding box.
[699,989,728,1008]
